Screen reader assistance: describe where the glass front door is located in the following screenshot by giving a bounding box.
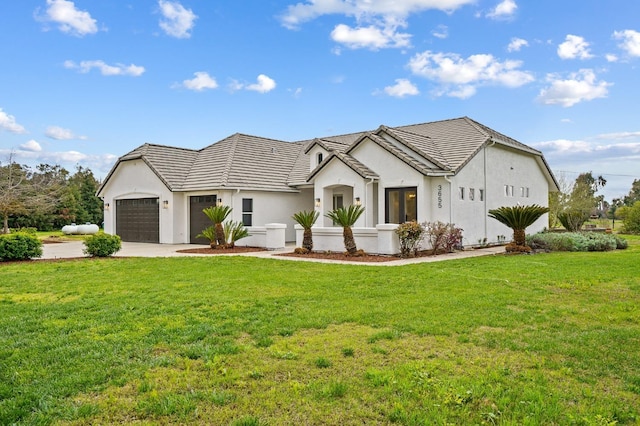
[385,187,417,223]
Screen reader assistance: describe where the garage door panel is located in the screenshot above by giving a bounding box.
[116,198,159,243]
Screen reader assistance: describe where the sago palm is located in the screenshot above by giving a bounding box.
[202,205,232,247]
[488,204,549,247]
[326,204,365,255]
[292,210,319,251]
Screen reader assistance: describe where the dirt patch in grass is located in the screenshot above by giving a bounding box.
[176,246,267,254]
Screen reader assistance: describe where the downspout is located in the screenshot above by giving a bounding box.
[484,140,496,239]
[365,177,375,227]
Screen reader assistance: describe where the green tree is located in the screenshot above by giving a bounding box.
[621,201,640,234]
[326,205,365,255]
[0,158,64,233]
[202,205,232,248]
[623,179,640,207]
[69,166,103,225]
[292,210,319,252]
[551,172,606,230]
[488,204,549,247]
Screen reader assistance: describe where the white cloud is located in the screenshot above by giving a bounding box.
[246,74,277,93]
[280,0,473,51]
[507,37,528,52]
[557,34,594,60]
[382,79,420,97]
[20,140,42,152]
[408,50,534,98]
[0,108,27,134]
[280,0,475,29]
[537,69,611,107]
[330,23,411,50]
[0,148,118,174]
[431,24,448,39]
[64,60,145,76]
[158,0,197,39]
[486,0,517,19]
[613,29,640,57]
[39,0,98,36]
[606,53,619,62]
[45,125,87,140]
[176,72,218,91]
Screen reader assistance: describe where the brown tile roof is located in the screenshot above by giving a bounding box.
[98,116,553,195]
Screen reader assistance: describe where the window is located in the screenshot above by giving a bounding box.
[520,187,525,197]
[479,189,484,201]
[242,198,253,226]
[385,187,417,223]
[505,185,514,197]
[526,187,530,197]
[458,187,465,200]
[469,188,475,201]
[316,152,323,165]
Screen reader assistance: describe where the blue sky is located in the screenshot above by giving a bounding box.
[1,0,639,201]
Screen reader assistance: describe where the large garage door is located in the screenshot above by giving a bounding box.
[190,195,216,244]
[116,198,160,243]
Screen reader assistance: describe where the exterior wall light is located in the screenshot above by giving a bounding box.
[163,200,169,209]
[217,198,223,206]
[355,197,361,206]
[315,198,321,207]
[104,203,110,210]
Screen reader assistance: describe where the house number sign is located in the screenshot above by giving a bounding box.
[437,184,443,208]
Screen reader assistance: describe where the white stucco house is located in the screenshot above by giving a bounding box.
[97,117,558,253]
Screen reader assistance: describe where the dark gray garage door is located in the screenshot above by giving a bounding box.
[116,198,160,243]
[190,195,217,244]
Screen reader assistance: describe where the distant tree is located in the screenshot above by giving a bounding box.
[68,166,103,225]
[621,201,640,234]
[623,179,640,207]
[0,157,64,233]
[551,172,606,230]
[548,173,571,228]
[608,198,624,230]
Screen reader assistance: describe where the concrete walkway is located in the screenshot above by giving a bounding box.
[40,240,506,266]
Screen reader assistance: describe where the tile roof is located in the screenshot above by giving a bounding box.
[98,116,554,195]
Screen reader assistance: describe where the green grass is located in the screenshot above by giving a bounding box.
[1,237,639,425]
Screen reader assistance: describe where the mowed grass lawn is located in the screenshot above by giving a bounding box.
[1,238,639,425]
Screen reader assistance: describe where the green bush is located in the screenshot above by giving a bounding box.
[526,232,625,252]
[0,233,43,261]
[621,201,640,234]
[83,232,122,257]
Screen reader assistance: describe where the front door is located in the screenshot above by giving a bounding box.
[189,195,216,244]
[385,187,417,223]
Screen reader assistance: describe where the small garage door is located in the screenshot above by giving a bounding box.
[190,195,216,244]
[116,198,160,243]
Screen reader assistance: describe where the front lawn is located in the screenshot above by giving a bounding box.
[1,237,639,425]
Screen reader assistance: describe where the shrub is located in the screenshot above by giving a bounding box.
[423,221,463,254]
[223,220,249,248]
[83,232,122,257]
[557,210,589,232]
[621,201,640,234]
[395,221,424,258]
[0,233,43,261]
[526,232,624,252]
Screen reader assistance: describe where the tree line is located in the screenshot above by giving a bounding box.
[549,171,640,231]
[0,157,103,234]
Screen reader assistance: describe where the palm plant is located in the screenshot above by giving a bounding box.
[223,220,249,248]
[292,210,320,252]
[488,204,549,247]
[196,226,217,248]
[202,205,232,247]
[325,204,365,255]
